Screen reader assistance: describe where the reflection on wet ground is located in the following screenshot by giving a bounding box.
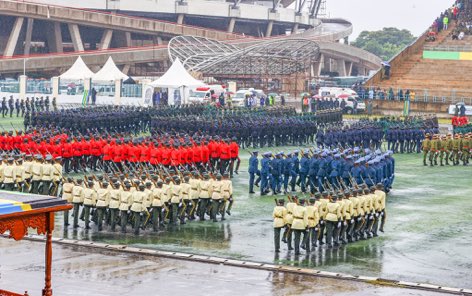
[52,152,472,289]
[0,239,451,296]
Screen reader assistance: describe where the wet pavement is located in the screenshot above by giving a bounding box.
[0,239,452,296]
[49,148,472,290]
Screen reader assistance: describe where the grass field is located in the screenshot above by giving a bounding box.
[0,115,470,288]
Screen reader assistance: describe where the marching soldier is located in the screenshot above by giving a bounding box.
[291,198,308,255]
[210,174,223,222]
[325,193,341,248]
[96,181,110,231]
[15,158,25,192]
[31,155,43,194]
[318,191,329,245]
[221,172,233,219]
[23,155,33,192]
[282,196,296,250]
[181,176,192,224]
[83,181,97,230]
[422,133,431,166]
[3,158,16,191]
[151,180,164,231]
[272,198,287,253]
[109,182,121,231]
[72,179,85,228]
[119,182,132,233]
[170,177,182,225]
[131,184,146,235]
[304,198,319,252]
[41,155,54,195]
[62,177,75,226]
[188,172,200,220]
[51,157,63,196]
[198,174,211,221]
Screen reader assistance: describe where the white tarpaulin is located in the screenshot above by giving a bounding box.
[92,57,129,81]
[59,56,94,80]
[149,58,203,88]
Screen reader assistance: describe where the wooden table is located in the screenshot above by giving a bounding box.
[0,192,72,296]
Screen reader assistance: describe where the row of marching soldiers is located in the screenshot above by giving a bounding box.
[272,183,386,255]
[62,171,234,235]
[0,154,63,195]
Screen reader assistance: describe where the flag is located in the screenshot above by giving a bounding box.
[403,99,410,116]
[82,90,89,107]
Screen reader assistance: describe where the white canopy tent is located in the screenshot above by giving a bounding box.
[92,56,129,81]
[149,58,204,104]
[59,56,94,80]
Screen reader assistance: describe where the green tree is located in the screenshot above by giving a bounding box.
[352,27,416,61]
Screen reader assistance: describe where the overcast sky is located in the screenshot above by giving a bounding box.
[326,0,451,39]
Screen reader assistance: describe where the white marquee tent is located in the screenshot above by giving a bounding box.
[149,58,204,104]
[92,57,129,81]
[59,56,94,80]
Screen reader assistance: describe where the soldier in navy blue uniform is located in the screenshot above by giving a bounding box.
[282,152,293,194]
[308,152,319,194]
[329,154,341,189]
[316,152,328,192]
[260,152,271,195]
[269,153,281,195]
[248,151,259,194]
[290,151,299,191]
[299,151,310,192]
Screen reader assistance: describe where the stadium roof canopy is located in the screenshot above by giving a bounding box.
[168,36,320,76]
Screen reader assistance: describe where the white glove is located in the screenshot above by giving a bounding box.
[357,217,362,222]
[343,221,347,227]
[375,213,379,218]
[320,220,324,225]
[337,222,341,228]
[314,227,319,231]
[350,219,354,224]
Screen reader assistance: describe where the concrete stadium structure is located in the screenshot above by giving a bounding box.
[0,0,381,78]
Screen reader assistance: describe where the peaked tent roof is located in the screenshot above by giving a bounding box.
[92,57,129,81]
[59,56,94,80]
[149,58,204,88]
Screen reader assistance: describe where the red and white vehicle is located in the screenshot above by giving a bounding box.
[188,85,226,103]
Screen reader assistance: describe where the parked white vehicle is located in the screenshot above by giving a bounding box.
[188,85,226,103]
[319,87,357,98]
[232,88,266,106]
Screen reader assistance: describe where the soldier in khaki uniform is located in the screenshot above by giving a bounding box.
[343,190,354,242]
[210,174,223,222]
[272,198,287,253]
[198,174,211,221]
[365,187,376,238]
[72,179,85,228]
[119,183,133,233]
[334,193,346,245]
[188,172,201,220]
[51,157,63,196]
[422,133,431,166]
[23,155,33,191]
[170,177,182,225]
[15,158,25,192]
[372,184,384,237]
[109,182,121,231]
[356,189,366,240]
[452,134,462,165]
[151,180,164,231]
[83,181,97,229]
[375,183,387,232]
[96,181,110,231]
[304,198,319,251]
[220,173,233,220]
[41,155,54,195]
[325,193,341,248]
[31,155,43,194]
[318,191,329,245]
[131,184,146,235]
[3,158,16,191]
[161,177,172,224]
[291,198,308,255]
[62,177,75,227]
[181,176,192,224]
[282,195,296,250]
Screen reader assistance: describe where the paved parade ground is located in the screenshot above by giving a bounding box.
[0,239,453,296]
[52,148,472,290]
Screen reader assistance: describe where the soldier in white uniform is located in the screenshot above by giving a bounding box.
[72,179,85,228]
[119,182,133,233]
[83,181,97,229]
